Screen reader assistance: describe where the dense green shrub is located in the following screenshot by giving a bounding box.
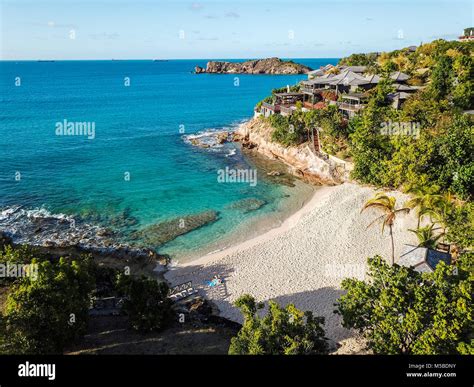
[116,274,174,332]
[229,294,328,355]
[445,202,474,249]
[269,113,307,146]
[336,256,473,354]
[1,257,95,354]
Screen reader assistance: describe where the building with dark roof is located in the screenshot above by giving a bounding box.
[398,244,452,273]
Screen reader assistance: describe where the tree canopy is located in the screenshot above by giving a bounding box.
[335,255,473,354]
[116,274,174,332]
[229,294,328,355]
[1,257,95,354]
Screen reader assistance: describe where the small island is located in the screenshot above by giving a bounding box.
[195,57,312,75]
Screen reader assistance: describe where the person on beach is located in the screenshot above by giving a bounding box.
[207,275,223,287]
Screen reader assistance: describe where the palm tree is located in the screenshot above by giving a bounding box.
[405,185,443,228]
[418,193,454,237]
[409,224,444,249]
[362,192,410,265]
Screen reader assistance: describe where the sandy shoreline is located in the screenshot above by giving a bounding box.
[165,182,419,353]
[174,185,335,267]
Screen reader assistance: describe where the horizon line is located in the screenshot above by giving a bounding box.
[0,57,342,62]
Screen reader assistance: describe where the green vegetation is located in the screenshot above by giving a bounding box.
[362,188,469,266]
[229,294,328,355]
[261,40,473,201]
[444,201,474,250]
[1,256,94,354]
[269,112,307,146]
[338,52,380,73]
[260,39,473,264]
[116,274,174,332]
[335,255,473,354]
[0,245,37,286]
[405,185,443,228]
[0,243,174,354]
[349,41,473,200]
[257,40,474,356]
[409,224,443,249]
[268,106,349,154]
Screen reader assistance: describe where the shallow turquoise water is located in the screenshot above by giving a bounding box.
[0,59,338,259]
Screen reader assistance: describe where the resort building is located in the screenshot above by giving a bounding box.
[307,64,335,79]
[387,83,419,109]
[459,27,474,42]
[260,102,280,117]
[260,92,305,117]
[398,244,451,273]
[388,92,412,110]
[334,93,369,119]
[300,70,376,114]
[338,65,367,74]
[257,64,416,119]
[300,68,413,116]
[390,71,410,83]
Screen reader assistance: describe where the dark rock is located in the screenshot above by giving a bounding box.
[216,131,229,144]
[194,66,205,74]
[130,210,219,246]
[96,229,111,237]
[188,298,213,316]
[226,198,266,213]
[0,232,13,249]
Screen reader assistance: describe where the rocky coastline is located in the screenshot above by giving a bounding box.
[234,118,353,185]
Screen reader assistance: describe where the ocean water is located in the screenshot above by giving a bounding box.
[0,58,338,260]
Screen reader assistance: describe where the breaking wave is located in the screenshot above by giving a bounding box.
[0,206,155,259]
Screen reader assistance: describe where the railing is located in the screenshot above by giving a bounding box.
[336,102,365,111]
[301,86,327,94]
[262,102,280,111]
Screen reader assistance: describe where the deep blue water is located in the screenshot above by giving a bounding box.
[0,58,338,259]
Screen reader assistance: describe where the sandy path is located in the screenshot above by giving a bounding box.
[165,183,418,351]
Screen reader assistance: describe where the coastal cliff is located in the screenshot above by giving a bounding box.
[234,118,353,185]
[195,57,312,75]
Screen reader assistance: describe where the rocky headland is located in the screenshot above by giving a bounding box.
[195,57,312,75]
[234,118,353,185]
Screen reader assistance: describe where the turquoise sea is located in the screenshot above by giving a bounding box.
[0,58,338,260]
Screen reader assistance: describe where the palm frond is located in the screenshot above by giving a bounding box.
[366,214,386,230]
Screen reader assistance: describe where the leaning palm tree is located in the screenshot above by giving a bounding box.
[362,192,410,265]
[405,185,443,228]
[409,224,444,249]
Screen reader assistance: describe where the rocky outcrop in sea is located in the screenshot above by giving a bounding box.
[195,57,312,75]
[129,210,219,247]
[0,206,220,268]
[225,198,267,213]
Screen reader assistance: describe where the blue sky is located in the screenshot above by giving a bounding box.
[1,0,472,60]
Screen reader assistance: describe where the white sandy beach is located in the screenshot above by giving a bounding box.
[165,182,419,353]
